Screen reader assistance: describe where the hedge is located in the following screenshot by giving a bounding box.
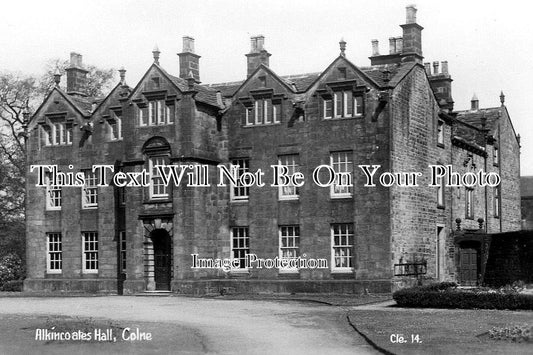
[393,284,533,310]
[0,280,23,292]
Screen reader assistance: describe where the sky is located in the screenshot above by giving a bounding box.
[1,0,532,175]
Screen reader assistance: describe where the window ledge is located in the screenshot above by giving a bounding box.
[437,143,445,148]
[278,197,299,202]
[331,269,354,274]
[143,199,172,205]
[278,269,299,274]
[325,116,363,120]
[230,199,249,204]
[437,205,445,210]
[243,123,281,128]
[330,195,353,200]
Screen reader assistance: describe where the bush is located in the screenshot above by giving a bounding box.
[393,282,533,310]
[418,281,458,292]
[489,324,532,342]
[0,280,23,292]
[0,253,24,289]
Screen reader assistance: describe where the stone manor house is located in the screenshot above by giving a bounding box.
[24,6,521,294]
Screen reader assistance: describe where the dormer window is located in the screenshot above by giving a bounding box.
[243,98,281,126]
[322,91,363,119]
[40,121,73,146]
[138,100,174,126]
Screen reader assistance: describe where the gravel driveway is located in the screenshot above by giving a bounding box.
[0,296,378,354]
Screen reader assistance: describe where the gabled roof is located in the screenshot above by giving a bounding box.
[90,82,125,116]
[280,73,321,92]
[130,63,223,109]
[455,107,501,135]
[206,59,419,98]
[30,87,94,125]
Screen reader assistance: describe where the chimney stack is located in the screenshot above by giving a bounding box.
[178,36,201,82]
[424,62,431,75]
[246,35,271,77]
[400,5,423,62]
[395,37,403,53]
[427,60,453,111]
[65,52,89,97]
[471,94,479,110]
[389,37,396,54]
[441,61,448,75]
[371,40,379,56]
[433,61,439,74]
[406,4,417,23]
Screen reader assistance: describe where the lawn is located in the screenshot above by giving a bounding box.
[348,307,533,355]
[0,314,206,354]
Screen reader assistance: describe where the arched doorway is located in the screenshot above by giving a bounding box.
[458,241,480,286]
[141,217,174,291]
[151,229,172,291]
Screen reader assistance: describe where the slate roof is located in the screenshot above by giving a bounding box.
[455,107,501,135]
[49,91,96,117]
[206,62,417,98]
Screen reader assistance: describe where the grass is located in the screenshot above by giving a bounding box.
[348,307,533,355]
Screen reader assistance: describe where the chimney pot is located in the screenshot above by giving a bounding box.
[183,36,195,53]
[395,37,403,53]
[389,37,396,54]
[69,52,83,68]
[432,61,439,74]
[371,39,379,56]
[471,93,479,110]
[250,35,265,52]
[406,4,417,24]
[441,61,448,75]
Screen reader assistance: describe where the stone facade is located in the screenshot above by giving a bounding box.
[24,6,521,294]
[522,176,533,230]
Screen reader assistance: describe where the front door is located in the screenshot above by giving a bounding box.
[151,229,171,290]
[459,243,479,286]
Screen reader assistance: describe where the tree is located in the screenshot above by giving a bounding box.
[39,58,115,98]
[0,73,36,222]
[0,61,115,262]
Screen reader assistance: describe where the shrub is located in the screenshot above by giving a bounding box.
[393,283,533,310]
[418,281,458,292]
[489,324,532,342]
[0,280,23,292]
[0,253,24,289]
